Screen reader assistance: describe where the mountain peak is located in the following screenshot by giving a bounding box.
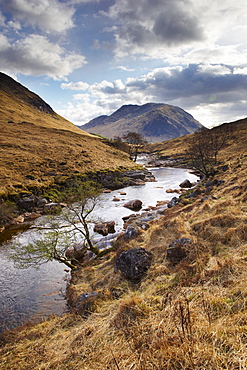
[81,103,203,143]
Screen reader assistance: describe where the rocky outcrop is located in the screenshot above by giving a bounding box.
[124,225,141,240]
[65,243,95,264]
[18,196,42,211]
[114,247,153,283]
[1,168,156,235]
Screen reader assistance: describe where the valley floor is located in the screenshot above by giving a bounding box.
[0,123,247,369]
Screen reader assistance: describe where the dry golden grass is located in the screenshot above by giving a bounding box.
[146,118,247,162]
[0,120,247,369]
[0,77,247,370]
[0,76,137,195]
[0,121,135,192]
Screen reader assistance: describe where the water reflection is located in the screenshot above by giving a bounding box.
[0,245,69,333]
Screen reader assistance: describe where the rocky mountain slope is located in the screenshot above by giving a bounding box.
[80,103,203,143]
[0,73,137,195]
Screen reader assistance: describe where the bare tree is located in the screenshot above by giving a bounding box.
[10,228,78,270]
[112,136,129,153]
[187,125,231,177]
[10,181,112,270]
[207,124,231,165]
[122,132,148,161]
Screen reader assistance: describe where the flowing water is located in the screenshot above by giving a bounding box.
[0,164,198,333]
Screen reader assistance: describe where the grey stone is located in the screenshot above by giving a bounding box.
[167,197,179,208]
[114,247,153,283]
[124,225,140,240]
[179,179,192,188]
[76,292,99,317]
[166,238,192,265]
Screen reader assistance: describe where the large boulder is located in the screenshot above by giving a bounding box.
[93,221,115,236]
[18,196,50,211]
[36,198,48,207]
[125,170,155,182]
[166,238,192,265]
[114,247,153,283]
[123,199,142,211]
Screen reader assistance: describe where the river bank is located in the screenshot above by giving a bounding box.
[0,164,198,333]
[0,167,154,238]
[1,121,247,369]
[1,149,245,369]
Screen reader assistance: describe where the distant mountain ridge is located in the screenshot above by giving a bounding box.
[80,103,203,143]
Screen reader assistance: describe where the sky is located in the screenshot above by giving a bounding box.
[0,0,247,128]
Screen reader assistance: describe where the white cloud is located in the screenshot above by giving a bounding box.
[123,64,247,104]
[1,0,75,33]
[7,19,21,30]
[190,101,247,128]
[59,62,247,127]
[88,79,126,94]
[0,34,87,79]
[197,64,231,76]
[61,81,90,90]
[103,0,204,57]
[100,0,247,63]
[175,45,247,67]
[58,100,112,126]
[233,67,247,75]
[115,65,135,72]
[0,33,9,49]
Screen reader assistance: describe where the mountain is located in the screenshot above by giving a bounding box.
[0,73,136,193]
[80,103,204,143]
[0,72,87,135]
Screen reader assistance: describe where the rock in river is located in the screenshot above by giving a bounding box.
[123,199,142,211]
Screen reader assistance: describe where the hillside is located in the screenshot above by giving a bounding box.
[145,117,247,163]
[80,103,203,143]
[0,118,246,369]
[0,73,137,195]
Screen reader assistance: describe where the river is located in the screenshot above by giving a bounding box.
[0,163,198,333]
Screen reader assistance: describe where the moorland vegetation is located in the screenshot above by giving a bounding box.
[0,117,246,369]
[0,73,138,229]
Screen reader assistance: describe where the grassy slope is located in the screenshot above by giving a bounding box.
[145,119,247,159]
[0,76,136,195]
[0,120,246,369]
